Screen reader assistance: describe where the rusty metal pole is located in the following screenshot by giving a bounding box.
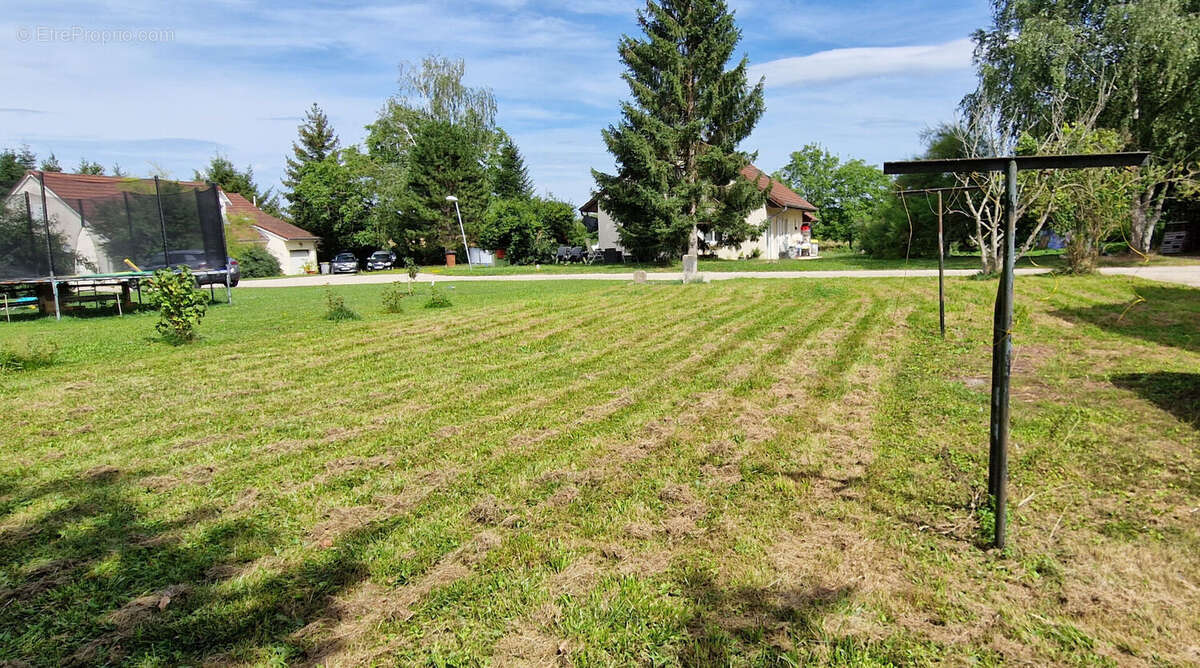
[988,159,1017,549]
[937,190,945,338]
[153,176,169,269]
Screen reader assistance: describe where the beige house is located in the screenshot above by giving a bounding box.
[220,191,318,275]
[580,164,818,260]
[5,171,319,276]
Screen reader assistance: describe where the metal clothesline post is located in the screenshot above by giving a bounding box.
[885,151,1149,550]
[896,185,983,338]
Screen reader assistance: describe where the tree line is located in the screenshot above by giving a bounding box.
[780,0,1199,274]
[280,56,587,265]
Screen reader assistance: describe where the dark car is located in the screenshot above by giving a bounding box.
[330,252,359,274]
[141,250,240,287]
[365,250,395,271]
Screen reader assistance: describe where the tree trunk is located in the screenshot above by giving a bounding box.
[689,223,698,256]
[1129,183,1165,255]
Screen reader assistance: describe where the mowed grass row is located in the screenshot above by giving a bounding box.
[0,275,1197,665]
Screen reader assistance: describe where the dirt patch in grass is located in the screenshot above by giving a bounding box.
[733,401,775,443]
[547,485,579,508]
[81,465,119,483]
[509,428,558,449]
[295,529,507,664]
[1010,343,1055,375]
[623,523,656,541]
[322,426,366,444]
[229,488,261,512]
[700,462,742,485]
[616,549,674,577]
[308,506,379,548]
[102,584,189,632]
[468,495,512,526]
[0,559,77,604]
[260,439,308,455]
[537,468,602,487]
[434,425,461,439]
[140,475,179,492]
[491,626,570,667]
[314,453,396,485]
[549,557,602,600]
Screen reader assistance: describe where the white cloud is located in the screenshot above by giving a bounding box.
[750,38,974,88]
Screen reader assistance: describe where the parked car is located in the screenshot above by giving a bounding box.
[140,250,240,286]
[330,252,360,274]
[365,250,395,271]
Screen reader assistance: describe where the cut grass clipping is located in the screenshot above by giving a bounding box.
[0,276,1196,665]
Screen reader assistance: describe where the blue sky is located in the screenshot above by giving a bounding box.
[1,1,990,206]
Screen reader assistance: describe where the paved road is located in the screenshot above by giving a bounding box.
[241,265,1200,288]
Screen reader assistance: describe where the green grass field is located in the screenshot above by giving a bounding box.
[1,275,1197,665]
[414,249,1197,277]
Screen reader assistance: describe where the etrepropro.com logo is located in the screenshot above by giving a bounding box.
[15,26,175,44]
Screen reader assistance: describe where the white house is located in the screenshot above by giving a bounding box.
[5,171,319,275]
[580,164,819,260]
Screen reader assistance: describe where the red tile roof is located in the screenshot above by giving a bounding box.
[28,170,204,202]
[739,164,817,212]
[223,192,318,240]
[580,164,819,217]
[11,171,319,242]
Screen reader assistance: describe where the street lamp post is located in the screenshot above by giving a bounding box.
[445,195,472,270]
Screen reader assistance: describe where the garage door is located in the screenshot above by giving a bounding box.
[290,250,309,274]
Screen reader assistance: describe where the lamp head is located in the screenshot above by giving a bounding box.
[445,195,458,202]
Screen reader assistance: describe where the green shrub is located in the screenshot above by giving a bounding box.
[147,267,208,343]
[324,286,360,321]
[381,281,408,313]
[405,257,419,284]
[425,283,452,309]
[0,338,58,372]
[235,246,281,278]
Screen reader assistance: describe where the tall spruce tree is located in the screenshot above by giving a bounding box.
[593,0,766,260]
[284,103,341,237]
[492,138,533,200]
[284,103,339,189]
[394,121,488,262]
[39,153,62,173]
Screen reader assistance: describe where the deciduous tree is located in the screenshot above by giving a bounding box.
[968,0,1200,253]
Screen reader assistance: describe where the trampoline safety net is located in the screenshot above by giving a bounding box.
[1,173,226,281]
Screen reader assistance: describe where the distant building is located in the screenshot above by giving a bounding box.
[5,171,319,275]
[580,163,818,260]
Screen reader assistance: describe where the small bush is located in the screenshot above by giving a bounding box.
[0,338,58,372]
[381,282,408,313]
[405,257,420,285]
[147,267,207,343]
[324,286,360,321]
[425,283,452,309]
[235,246,282,278]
